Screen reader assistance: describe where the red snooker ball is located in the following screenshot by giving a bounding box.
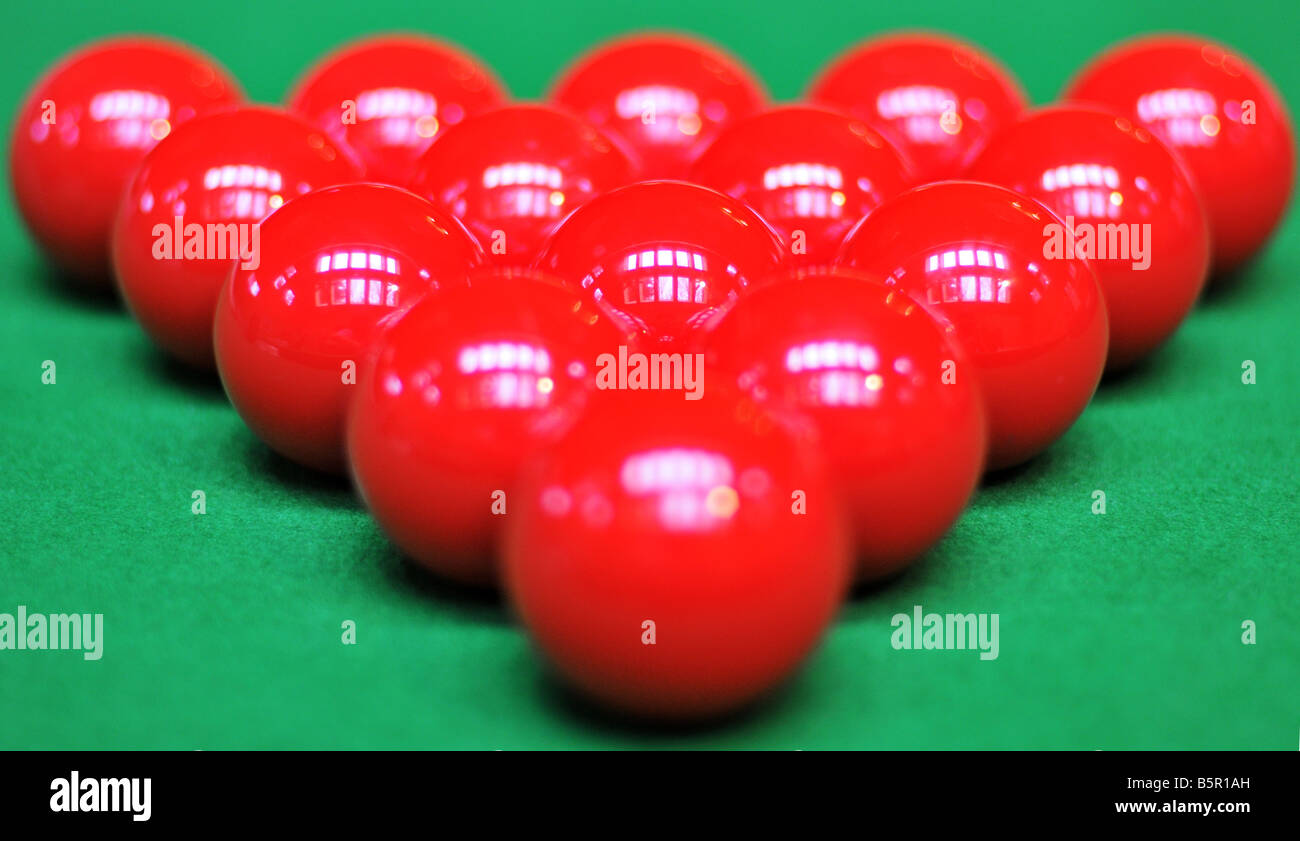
[807,32,1028,184]
[10,36,244,285]
[113,106,363,369]
[287,34,508,186]
[214,184,484,473]
[968,106,1210,371]
[690,105,914,266]
[1063,35,1296,274]
[534,180,786,345]
[699,268,986,579]
[838,181,1108,471]
[549,32,768,179]
[348,268,640,585]
[408,105,636,266]
[503,389,850,720]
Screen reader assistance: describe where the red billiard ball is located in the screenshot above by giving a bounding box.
[549,32,768,178]
[691,105,913,266]
[113,106,363,369]
[1063,35,1296,274]
[349,268,640,585]
[838,181,1108,471]
[214,183,484,473]
[287,34,508,186]
[699,268,986,579]
[10,36,244,285]
[807,32,1028,184]
[503,389,850,719]
[408,105,636,266]
[968,106,1210,371]
[534,180,786,345]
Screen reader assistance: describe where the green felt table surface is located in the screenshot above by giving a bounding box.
[2,0,1297,750]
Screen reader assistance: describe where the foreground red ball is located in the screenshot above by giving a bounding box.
[807,32,1027,183]
[409,105,636,265]
[349,269,639,585]
[700,269,985,578]
[10,36,244,284]
[690,105,913,265]
[287,34,508,185]
[504,389,850,719]
[214,184,483,473]
[968,106,1209,371]
[1063,35,1295,274]
[549,32,768,178]
[534,181,785,344]
[839,181,1107,470]
[113,106,363,369]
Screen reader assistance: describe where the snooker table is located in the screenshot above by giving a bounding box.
[1,0,1296,750]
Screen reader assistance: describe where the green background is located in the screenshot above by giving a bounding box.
[2,0,1296,749]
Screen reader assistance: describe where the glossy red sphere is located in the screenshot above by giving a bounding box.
[287,34,508,186]
[700,269,985,578]
[113,106,363,369]
[534,180,786,344]
[807,32,1028,184]
[838,181,1108,471]
[549,33,768,178]
[409,105,636,266]
[349,269,639,585]
[968,106,1210,371]
[1063,35,1296,274]
[214,184,484,473]
[690,106,913,266]
[503,389,850,720]
[10,37,244,284]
